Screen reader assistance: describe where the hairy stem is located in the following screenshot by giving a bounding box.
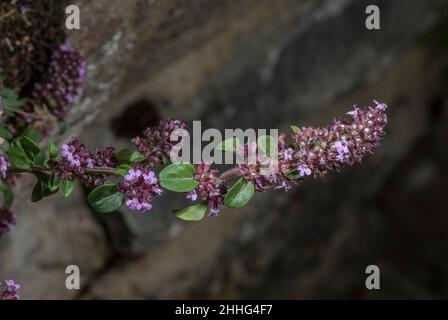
[219,167,241,182]
[9,166,121,177]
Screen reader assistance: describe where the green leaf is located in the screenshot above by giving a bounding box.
[224,178,255,208]
[130,151,145,163]
[31,180,44,202]
[173,202,208,221]
[0,89,23,117]
[216,137,241,152]
[8,138,33,169]
[116,149,145,164]
[257,135,275,156]
[60,179,74,198]
[20,136,40,161]
[31,173,60,202]
[47,140,59,160]
[22,127,40,144]
[47,174,60,193]
[0,184,14,208]
[286,169,301,180]
[87,184,125,213]
[159,163,198,192]
[116,164,132,176]
[33,151,46,167]
[290,125,300,134]
[0,124,10,140]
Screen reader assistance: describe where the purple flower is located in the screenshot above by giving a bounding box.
[119,167,163,212]
[30,42,86,120]
[60,144,75,158]
[346,105,359,117]
[125,198,152,212]
[297,164,312,176]
[143,171,158,185]
[373,100,388,111]
[124,169,142,182]
[334,138,350,163]
[0,154,10,180]
[86,158,94,168]
[274,181,293,191]
[209,207,220,216]
[284,148,294,160]
[186,189,198,201]
[0,279,21,300]
[94,146,117,168]
[291,100,388,177]
[194,163,226,216]
[5,280,20,290]
[133,119,188,167]
[0,208,16,237]
[56,139,102,186]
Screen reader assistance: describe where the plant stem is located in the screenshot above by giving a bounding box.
[219,167,240,182]
[9,166,121,177]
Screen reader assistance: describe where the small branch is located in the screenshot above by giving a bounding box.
[9,166,121,177]
[84,167,121,176]
[0,9,15,21]
[219,167,240,182]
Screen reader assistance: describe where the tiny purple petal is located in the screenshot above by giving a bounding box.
[186,189,198,201]
[143,171,158,185]
[298,164,312,177]
[284,148,293,161]
[373,100,388,111]
[346,106,359,117]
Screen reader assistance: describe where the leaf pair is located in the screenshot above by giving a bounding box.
[8,136,40,170]
[173,178,255,221]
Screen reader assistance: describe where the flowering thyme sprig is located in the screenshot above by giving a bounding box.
[0,101,388,226]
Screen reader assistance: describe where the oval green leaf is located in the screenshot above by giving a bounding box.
[224,177,255,208]
[87,184,125,213]
[8,138,33,170]
[60,179,74,198]
[173,202,208,221]
[116,149,145,165]
[159,163,198,192]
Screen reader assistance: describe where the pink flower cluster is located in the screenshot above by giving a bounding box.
[32,42,86,119]
[238,101,388,191]
[119,168,163,212]
[0,279,20,300]
[188,163,226,216]
[56,139,116,186]
[132,119,188,167]
[290,100,388,178]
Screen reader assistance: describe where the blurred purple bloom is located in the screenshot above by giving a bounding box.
[284,148,293,160]
[186,189,198,201]
[298,164,312,177]
[0,154,10,180]
[0,279,21,300]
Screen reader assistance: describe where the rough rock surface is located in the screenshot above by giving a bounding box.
[1,0,448,299]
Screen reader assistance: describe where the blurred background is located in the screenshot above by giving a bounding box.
[1,0,448,299]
